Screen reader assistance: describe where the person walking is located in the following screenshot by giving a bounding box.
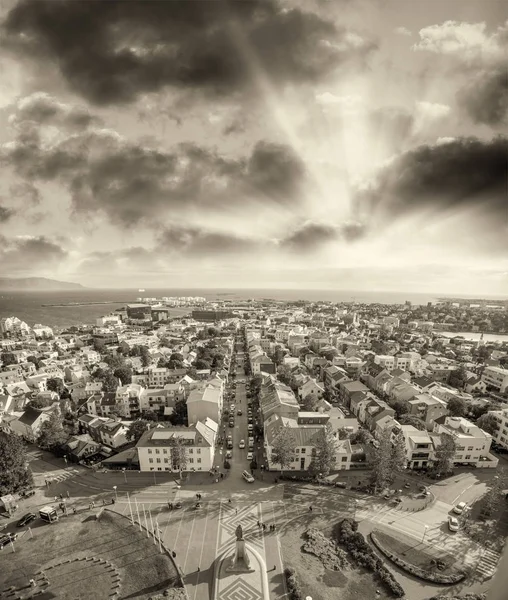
[309,505,313,512]
[73,507,77,514]
[66,490,70,498]
[257,520,260,528]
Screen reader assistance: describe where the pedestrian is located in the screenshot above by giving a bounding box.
[44,478,47,486]
[273,565,276,571]
[215,478,218,483]
[54,496,58,502]
[102,499,106,506]
[220,473,224,479]
[111,498,115,505]
[73,507,77,514]
[235,508,238,515]
[228,498,232,504]
[257,520,260,527]
[60,494,63,500]
[262,523,266,531]
[309,505,313,512]
[66,490,70,498]
[172,551,176,558]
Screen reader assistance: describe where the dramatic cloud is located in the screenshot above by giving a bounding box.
[0,204,15,222]
[457,66,508,125]
[358,136,508,221]
[280,221,367,250]
[2,0,376,105]
[157,225,262,256]
[413,20,506,59]
[1,94,308,227]
[0,234,68,273]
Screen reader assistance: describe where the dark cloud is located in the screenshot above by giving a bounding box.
[279,220,366,250]
[2,0,376,105]
[157,225,261,255]
[358,136,508,220]
[2,98,308,227]
[0,234,68,273]
[9,181,41,205]
[0,205,15,223]
[13,92,100,130]
[457,66,508,125]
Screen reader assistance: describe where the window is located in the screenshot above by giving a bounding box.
[156,458,161,463]
[163,449,167,454]
[148,449,152,454]
[155,449,160,454]
[301,448,306,454]
[467,446,474,451]
[465,455,471,459]
[164,458,168,463]
[189,448,193,454]
[189,458,194,463]
[341,457,348,462]
[149,458,153,464]
[197,458,201,463]
[295,448,300,453]
[196,448,201,454]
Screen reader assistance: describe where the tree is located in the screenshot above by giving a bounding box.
[477,413,498,436]
[95,369,119,392]
[168,437,188,473]
[140,346,151,367]
[27,355,43,369]
[1,352,16,366]
[350,428,374,446]
[368,429,407,491]
[447,397,467,417]
[398,415,427,430]
[126,420,153,443]
[37,413,68,451]
[309,423,337,477]
[302,394,317,411]
[432,432,457,474]
[29,396,53,409]
[104,353,126,370]
[338,427,350,440]
[270,426,297,475]
[0,432,33,495]
[195,359,209,370]
[46,378,65,395]
[143,410,159,422]
[207,327,218,337]
[92,338,105,352]
[470,403,491,420]
[114,365,133,385]
[390,399,409,419]
[169,399,188,426]
[449,366,468,389]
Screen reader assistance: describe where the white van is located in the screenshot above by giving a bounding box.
[242,470,255,483]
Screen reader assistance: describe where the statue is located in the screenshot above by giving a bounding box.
[226,522,253,573]
[235,524,243,541]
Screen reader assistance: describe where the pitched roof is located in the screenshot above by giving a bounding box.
[18,406,45,427]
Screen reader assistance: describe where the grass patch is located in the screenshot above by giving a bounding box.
[280,514,392,600]
[1,510,180,600]
[373,528,464,577]
[462,496,508,553]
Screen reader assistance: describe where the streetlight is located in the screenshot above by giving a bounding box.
[122,468,127,483]
[113,485,117,500]
[422,525,429,542]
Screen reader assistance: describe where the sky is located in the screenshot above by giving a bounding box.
[0,0,506,294]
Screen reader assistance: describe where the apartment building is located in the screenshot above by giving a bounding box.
[487,407,508,450]
[187,378,224,426]
[433,416,498,468]
[397,424,434,469]
[407,393,448,429]
[136,421,217,472]
[482,367,508,393]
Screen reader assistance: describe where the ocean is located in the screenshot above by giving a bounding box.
[0,287,505,329]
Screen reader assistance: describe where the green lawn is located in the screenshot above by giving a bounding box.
[280,515,391,600]
[373,527,465,577]
[1,510,180,600]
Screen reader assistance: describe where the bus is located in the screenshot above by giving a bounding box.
[39,506,59,523]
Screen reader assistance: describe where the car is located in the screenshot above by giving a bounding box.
[227,441,233,449]
[19,489,35,499]
[404,482,410,488]
[174,502,182,509]
[247,452,254,460]
[0,532,18,548]
[242,470,255,483]
[448,516,459,531]
[237,409,242,416]
[239,440,245,449]
[17,513,36,527]
[453,502,467,514]
[230,404,235,411]
[248,424,253,432]
[229,420,235,428]
[226,450,232,459]
[248,436,254,444]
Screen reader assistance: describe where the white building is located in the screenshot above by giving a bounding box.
[488,407,508,450]
[433,416,498,469]
[482,367,508,393]
[136,421,217,472]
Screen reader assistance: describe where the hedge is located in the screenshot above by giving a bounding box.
[333,519,405,598]
[370,533,465,585]
[284,566,303,600]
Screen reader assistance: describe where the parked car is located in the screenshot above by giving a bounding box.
[17,513,36,527]
[226,450,233,459]
[248,424,253,432]
[448,516,459,531]
[19,489,36,499]
[242,470,255,483]
[227,440,233,449]
[174,502,182,509]
[239,440,245,449]
[453,502,467,515]
[237,409,243,416]
[229,420,235,428]
[247,452,254,461]
[0,532,18,548]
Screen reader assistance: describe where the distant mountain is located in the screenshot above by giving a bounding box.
[0,277,86,291]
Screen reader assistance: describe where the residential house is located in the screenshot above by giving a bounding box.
[9,406,51,441]
[337,381,369,409]
[397,425,434,470]
[407,394,448,429]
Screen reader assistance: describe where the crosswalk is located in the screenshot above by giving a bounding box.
[39,468,81,485]
[476,547,501,579]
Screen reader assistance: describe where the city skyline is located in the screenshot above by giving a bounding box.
[0,0,507,294]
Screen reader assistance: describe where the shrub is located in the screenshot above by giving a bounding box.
[303,528,349,571]
[284,566,303,600]
[333,519,405,598]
